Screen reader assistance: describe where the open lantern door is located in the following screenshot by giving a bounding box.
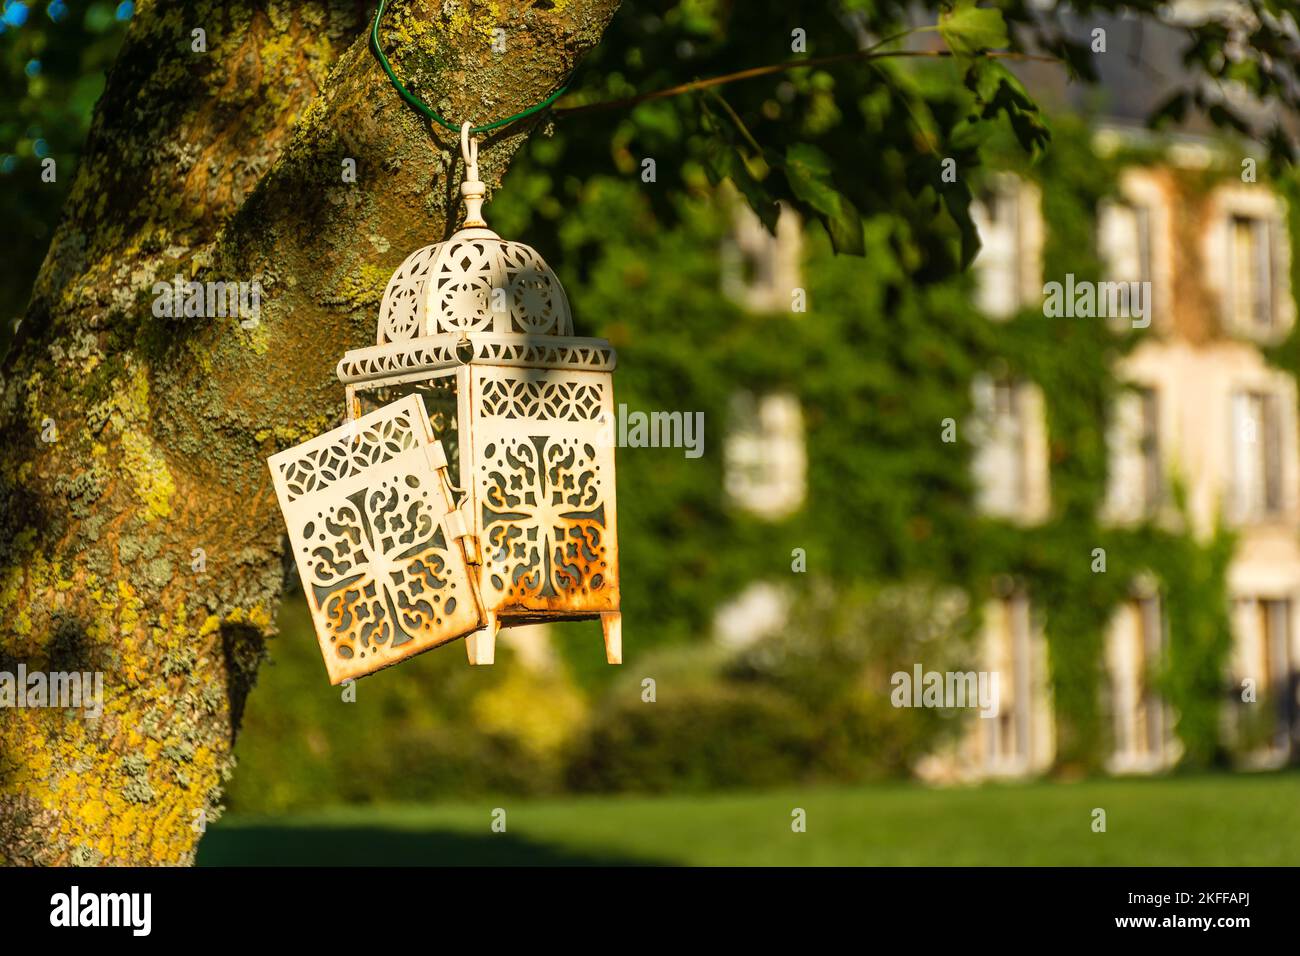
[268,394,486,684]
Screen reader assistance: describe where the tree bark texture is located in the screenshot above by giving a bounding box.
[0,0,620,865]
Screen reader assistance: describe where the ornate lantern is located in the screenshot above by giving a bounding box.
[269,127,621,683]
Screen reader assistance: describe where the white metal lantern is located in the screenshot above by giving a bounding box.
[269,126,621,682]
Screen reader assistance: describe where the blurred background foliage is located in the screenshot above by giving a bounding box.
[0,0,130,351]
[3,1,1298,812]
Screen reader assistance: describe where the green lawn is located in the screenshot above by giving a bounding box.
[197,771,1300,866]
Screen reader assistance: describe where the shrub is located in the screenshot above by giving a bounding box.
[565,682,819,793]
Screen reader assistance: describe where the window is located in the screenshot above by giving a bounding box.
[720,201,802,313]
[1228,214,1277,334]
[713,582,789,649]
[1207,187,1292,339]
[724,391,806,519]
[960,591,1053,778]
[1099,199,1153,288]
[981,594,1034,772]
[1233,597,1297,756]
[1107,595,1171,770]
[1096,170,1176,331]
[971,377,1050,521]
[1230,390,1285,521]
[1104,385,1161,521]
[971,181,1027,319]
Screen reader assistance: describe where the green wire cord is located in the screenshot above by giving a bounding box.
[370,0,568,134]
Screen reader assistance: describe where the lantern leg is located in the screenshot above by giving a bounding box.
[601,611,622,665]
[466,613,498,665]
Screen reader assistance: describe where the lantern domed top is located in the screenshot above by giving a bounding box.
[376,226,573,343]
[336,123,614,387]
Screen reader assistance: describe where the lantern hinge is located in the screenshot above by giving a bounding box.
[423,440,449,472]
[423,439,482,564]
[444,501,482,565]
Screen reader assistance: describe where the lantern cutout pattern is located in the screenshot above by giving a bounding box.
[269,128,620,682]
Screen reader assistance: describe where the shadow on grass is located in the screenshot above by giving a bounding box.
[196,824,669,866]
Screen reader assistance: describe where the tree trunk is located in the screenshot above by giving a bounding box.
[0,0,619,866]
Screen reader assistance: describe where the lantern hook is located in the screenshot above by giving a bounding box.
[460,121,479,178]
[458,121,487,229]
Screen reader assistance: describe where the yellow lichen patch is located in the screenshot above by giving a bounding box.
[244,318,271,355]
[445,0,503,45]
[121,430,176,519]
[185,338,214,375]
[0,673,233,864]
[259,29,297,69]
[21,370,45,427]
[247,604,273,631]
[3,545,57,651]
[260,413,335,449]
[328,262,391,312]
[3,714,55,787]
[117,580,144,637]
[91,582,120,616]
[91,364,177,520]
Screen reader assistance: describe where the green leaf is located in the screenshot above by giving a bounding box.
[964,61,1051,157]
[706,139,778,232]
[1146,91,1190,130]
[938,0,1008,61]
[965,58,1026,104]
[698,96,778,232]
[782,144,836,210]
[939,177,980,270]
[783,143,865,256]
[1053,37,1099,84]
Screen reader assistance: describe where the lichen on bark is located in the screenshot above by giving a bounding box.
[0,0,620,865]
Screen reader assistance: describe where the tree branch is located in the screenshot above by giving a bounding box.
[554,49,1061,119]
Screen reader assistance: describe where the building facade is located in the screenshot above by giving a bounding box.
[709,131,1299,779]
[952,135,1300,776]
